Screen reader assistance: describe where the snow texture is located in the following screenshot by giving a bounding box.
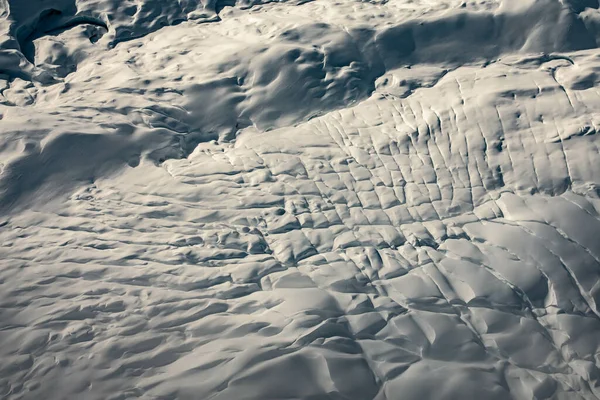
[2,0,600,399]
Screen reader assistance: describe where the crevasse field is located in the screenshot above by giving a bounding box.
[2,0,600,399]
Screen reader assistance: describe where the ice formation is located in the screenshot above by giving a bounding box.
[2,0,600,399]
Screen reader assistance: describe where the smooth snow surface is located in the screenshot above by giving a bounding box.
[3,0,600,399]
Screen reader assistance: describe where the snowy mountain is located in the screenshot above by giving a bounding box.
[2,0,600,399]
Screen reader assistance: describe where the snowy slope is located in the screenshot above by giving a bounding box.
[2,0,600,399]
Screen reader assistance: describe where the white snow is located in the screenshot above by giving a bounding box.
[2,0,600,399]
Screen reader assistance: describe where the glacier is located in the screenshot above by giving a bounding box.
[2,0,600,399]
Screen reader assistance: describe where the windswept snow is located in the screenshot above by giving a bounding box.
[2,0,600,399]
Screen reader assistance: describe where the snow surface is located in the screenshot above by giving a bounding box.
[2,0,600,398]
